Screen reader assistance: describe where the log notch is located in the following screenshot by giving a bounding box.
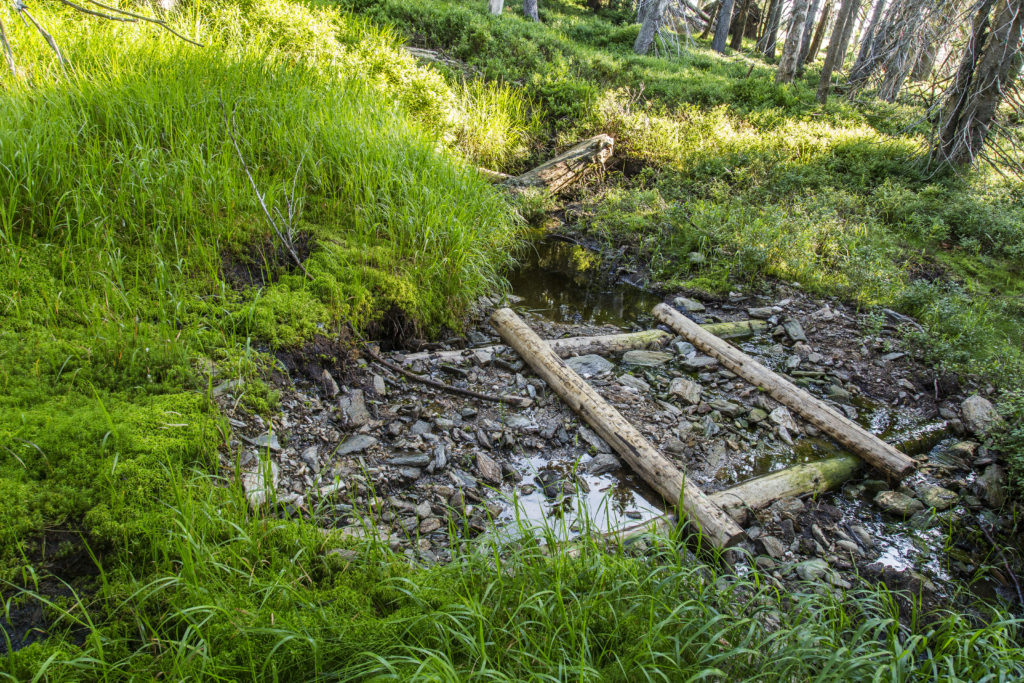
[709,455,861,524]
[653,303,916,480]
[490,308,746,549]
[399,320,766,366]
[504,135,614,193]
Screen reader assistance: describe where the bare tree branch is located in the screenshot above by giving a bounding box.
[0,17,15,74]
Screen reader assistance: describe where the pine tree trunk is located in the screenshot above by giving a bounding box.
[777,0,811,83]
[489,0,505,15]
[524,0,539,21]
[816,0,861,102]
[797,0,823,72]
[806,0,833,61]
[730,0,750,49]
[712,0,737,51]
[851,0,889,81]
[757,0,783,57]
[635,0,669,54]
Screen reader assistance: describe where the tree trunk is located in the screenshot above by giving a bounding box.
[524,0,539,21]
[635,0,669,54]
[506,135,614,193]
[777,0,811,83]
[797,0,823,72]
[910,38,937,81]
[712,0,737,51]
[806,0,833,62]
[653,304,917,479]
[757,0,783,57]
[850,0,889,82]
[701,0,722,39]
[489,0,505,15]
[730,0,750,49]
[934,0,1024,166]
[490,308,747,549]
[816,0,862,102]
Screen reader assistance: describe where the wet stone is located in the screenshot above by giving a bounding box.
[475,452,503,485]
[336,434,377,457]
[917,485,957,511]
[674,297,706,313]
[586,452,621,475]
[622,350,673,367]
[566,354,614,378]
[874,491,924,517]
[578,425,612,453]
[976,464,1006,508]
[961,395,1002,435]
[782,320,807,342]
[681,355,718,372]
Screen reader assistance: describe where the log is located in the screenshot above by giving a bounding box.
[505,135,614,194]
[709,455,861,524]
[477,167,513,183]
[653,303,916,480]
[490,308,746,549]
[399,320,766,366]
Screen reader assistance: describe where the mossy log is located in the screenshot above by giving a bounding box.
[709,455,862,524]
[504,135,614,193]
[490,307,746,549]
[701,319,768,339]
[654,303,916,480]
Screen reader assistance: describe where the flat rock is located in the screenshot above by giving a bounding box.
[578,425,612,453]
[669,377,702,405]
[917,485,957,511]
[769,406,799,433]
[410,420,432,436]
[242,459,279,507]
[252,432,281,452]
[961,395,1002,435]
[748,307,773,319]
[709,399,744,417]
[747,407,768,423]
[874,490,924,517]
[681,355,718,372]
[566,354,614,378]
[618,374,651,392]
[760,535,786,559]
[390,454,431,468]
[782,320,807,342]
[674,296,706,313]
[586,452,621,475]
[339,389,370,427]
[336,434,377,457]
[476,452,503,485]
[622,350,673,367]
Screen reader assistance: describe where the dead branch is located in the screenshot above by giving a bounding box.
[0,17,14,74]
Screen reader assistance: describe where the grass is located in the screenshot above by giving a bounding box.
[1,0,1023,678]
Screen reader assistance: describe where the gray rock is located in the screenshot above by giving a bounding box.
[450,469,477,489]
[850,525,873,548]
[415,501,433,519]
[917,485,957,511]
[826,384,852,402]
[760,535,786,559]
[961,395,1002,435]
[410,420,432,436]
[782,320,807,342]
[419,517,443,534]
[709,399,744,417]
[371,374,387,396]
[504,415,535,432]
[622,350,674,367]
[796,558,830,582]
[674,297,706,313]
[336,434,377,457]
[566,354,614,378]
[390,454,431,468]
[881,352,906,362]
[748,307,773,319]
[300,445,320,473]
[578,425,612,453]
[769,406,798,433]
[618,374,651,392]
[339,390,370,427]
[681,355,718,371]
[252,432,281,452]
[586,452,621,475]
[673,341,696,357]
[747,407,768,423]
[241,459,279,507]
[398,467,421,479]
[669,377,702,405]
[976,464,1006,508]
[664,437,686,455]
[476,452,503,485]
[874,490,924,517]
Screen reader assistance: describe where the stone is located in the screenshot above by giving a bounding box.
[241,459,279,507]
[586,452,621,476]
[578,425,612,453]
[399,467,421,480]
[874,491,924,517]
[371,374,387,396]
[688,251,706,265]
[339,390,370,427]
[681,355,718,371]
[300,445,320,473]
[747,407,768,423]
[782,320,807,342]
[768,406,798,434]
[917,485,957,511]
[618,374,651,392]
[664,437,686,455]
[252,432,281,452]
[709,399,744,417]
[673,341,696,357]
[669,377,702,405]
[795,558,829,582]
[748,307,774,319]
[390,454,431,468]
[476,453,503,485]
[674,296,706,313]
[419,517,443,534]
[565,354,614,378]
[976,464,1006,508]
[622,350,673,367]
[504,415,535,432]
[850,525,873,548]
[415,501,433,519]
[410,420,432,436]
[961,395,1002,435]
[760,535,786,559]
[881,352,906,362]
[336,434,377,457]
[826,384,852,402]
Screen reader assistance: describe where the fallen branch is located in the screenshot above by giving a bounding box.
[504,135,614,193]
[364,345,532,408]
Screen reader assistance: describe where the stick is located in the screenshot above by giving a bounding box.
[654,304,916,480]
[364,346,532,409]
[0,18,15,75]
[490,308,745,549]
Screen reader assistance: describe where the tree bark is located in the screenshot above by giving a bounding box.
[730,0,750,49]
[816,0,862,102]
[777,0,811,83]
[806,0,833,62]
[701,0,722,38]
[757,0,784,57]
[797,0,823,71]
[489,0,505,15]
[635,0,669,54]
[524,0,539,21]
[491,308,746,549]
[849,0,889,83]
[712,0,737,51]
[505,135,614,193]
[653,304,916,479]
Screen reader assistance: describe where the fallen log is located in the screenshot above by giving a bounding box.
[399,320,766,365]
[476,167,513,183]
[505,135,614,194]
[490,307,745,549]
[709,455,862,524]
[653,303,916,480]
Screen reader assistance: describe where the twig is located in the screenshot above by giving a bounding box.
[979,516,1024,608]
[19,7,65,68]
[222,100,312,281]
[0,17,15,74]
[54,0,133,23]
[364,346,533,409]
[80,0,204,47]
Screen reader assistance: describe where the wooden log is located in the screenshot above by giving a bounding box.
[490,308,746,549]
[653,303,916,480]
[399,320,766,366]
[505,135,614,194]
[476,167,513,183]
[709,455,862,524]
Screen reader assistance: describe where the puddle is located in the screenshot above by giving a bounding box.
[508,239,661,327]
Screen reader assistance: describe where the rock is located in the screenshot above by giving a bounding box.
[410,420,432,436]
[709,399,744,417]
[339,390,371,428]
[976,464,1006,508]
[300,445,320,473]
[795,558,829,582]
[504,415,535,432]
[476,453,503,485]
[760,535,786,559]
[336,434,377,457]
[618,374,651,392]
[664,437,686,455]
[849,525,873,548]
[669,377,702,405]
[399,467,421,480]
[768,406,798,434]
[881,352,906,362]
[586,452,621,476]
[578,425,612,453]
[566,354,614,378]
[252,432,281,452]
[961,395,1002,435]
[747,407,768,423]
[242,459,279,507]
[415,501,433,519]
[681,355,718,371]
[371,374,387,396]
[390,454,431,468]
[622,350,673,367]
[536,470,561,498]
[874,491,924,517]
[917,485,957,511]
[748,307,773,319]
[674,296,706,313]
[826,384,851,402]
[673,341,696,357]
[782,320,807,342]
[419,518,443,534]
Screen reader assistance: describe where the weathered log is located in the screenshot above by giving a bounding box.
[653,303,916,480]
[709,455,862,523]
[477,167,514,183]
[399,320,765,366]
[505,135,614,194]
[490,308,746,549]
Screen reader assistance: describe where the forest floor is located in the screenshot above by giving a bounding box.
[2,0,1024,679]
